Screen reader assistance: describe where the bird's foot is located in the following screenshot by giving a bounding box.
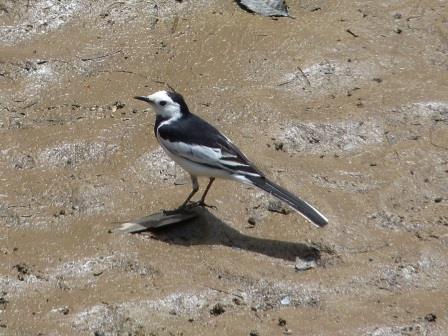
[186,200,217,210]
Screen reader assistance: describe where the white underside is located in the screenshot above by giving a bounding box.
[162,146,233,179]
[158,142,252,186]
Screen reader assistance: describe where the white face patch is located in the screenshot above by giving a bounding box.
[146,90,182,120]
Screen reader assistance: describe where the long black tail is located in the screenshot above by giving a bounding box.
[248,176,328,227]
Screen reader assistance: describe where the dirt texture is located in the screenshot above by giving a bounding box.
[1,0,448,335]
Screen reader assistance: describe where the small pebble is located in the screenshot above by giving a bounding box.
[295,257,317,271]
[210,303,225,316]
[114,101,126,109]
[233,297,242,305]
[425,313,437,322]
[280,296,290,305]
[0,297,9,307]
[248,217,257,225]
[274,141,285,151]
[51,306,70,315]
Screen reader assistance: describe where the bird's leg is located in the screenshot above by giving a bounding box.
[189,177,216,209]
[165,175,199,215]
[199,177,215,204]
[180,175,199,208]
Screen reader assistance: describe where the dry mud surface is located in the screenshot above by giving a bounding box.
[1,1,448,335]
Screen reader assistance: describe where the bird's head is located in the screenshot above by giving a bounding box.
[134,90,190,119]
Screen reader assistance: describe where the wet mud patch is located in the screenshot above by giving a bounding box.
[2,0,448,335]
[70,290,217,334]
[277,119,384,154]
[128,148,184,185]
[37,141,119,168]
[1,252,156,298]
[364,322,437,336]
[0,0,89,45]
[70,180,118,215]
[312,170,380,194]
[70,278,321,334]
[384,101,448,145]
[242,279,320,310]
[367,211,423,233]
[277,59,382,98]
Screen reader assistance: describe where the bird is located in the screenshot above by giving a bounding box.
[134,90,328,227]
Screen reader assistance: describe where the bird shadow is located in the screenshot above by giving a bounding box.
[142,207,321,262]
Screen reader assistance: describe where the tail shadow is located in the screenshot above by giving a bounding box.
[142,207,320,262]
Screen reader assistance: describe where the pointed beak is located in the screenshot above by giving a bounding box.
[134,96,153,103]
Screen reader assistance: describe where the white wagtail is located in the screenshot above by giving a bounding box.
[134,90,328,227]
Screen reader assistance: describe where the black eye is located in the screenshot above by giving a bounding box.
[159,101,167,106]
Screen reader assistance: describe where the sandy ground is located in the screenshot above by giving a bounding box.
[1,0,448,335]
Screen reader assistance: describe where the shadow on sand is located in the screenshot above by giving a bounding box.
[140,207,320,262]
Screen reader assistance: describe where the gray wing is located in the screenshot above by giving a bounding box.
[157,116,264,177]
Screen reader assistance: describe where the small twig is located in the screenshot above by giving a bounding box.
[278,78,296,86]
[113,70,135,74]
[166,83,177,92]
[21,101,37,109]
[346,29,359,38]
[80,50,122,62]
[278,65,310,87]
[297,65,311,86]
[97,69,140,76]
